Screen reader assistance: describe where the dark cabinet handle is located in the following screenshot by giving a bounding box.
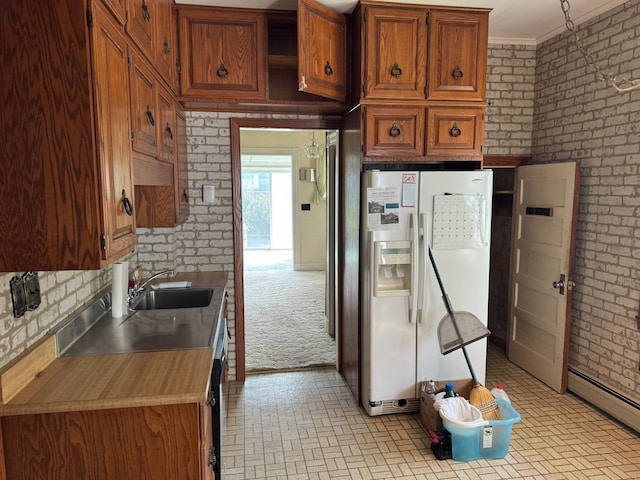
[145,106,155,127]
[452,65,463,80]
[389,123,401,138]
[163,38,171,54]
[208,446,217,468]
[390,62,402,78]
[324,61,333,76]
[182,189,189,203]
[206,389,216,407]
[216,64,229,79]
[121,189,134,216]
[450,123,461,138]
[165,123,173,140]
[141,0,151,21]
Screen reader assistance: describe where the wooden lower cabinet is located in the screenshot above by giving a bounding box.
[0,403,214,480]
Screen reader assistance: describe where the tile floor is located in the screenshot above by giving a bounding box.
[221,345,640,479]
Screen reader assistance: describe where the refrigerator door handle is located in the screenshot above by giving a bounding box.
[409,213,419,324]
[419,213,429,324]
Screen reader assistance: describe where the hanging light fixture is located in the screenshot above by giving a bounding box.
[560,0,640,93]
[304,132,323,160]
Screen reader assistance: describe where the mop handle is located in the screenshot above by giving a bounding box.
[428,247,479,385]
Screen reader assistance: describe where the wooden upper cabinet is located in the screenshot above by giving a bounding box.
[91,2,138,262]
[363,105,425,158]
[126,0,156,61]
[175,108,190,224]
[0,0,136,271]
[426,105,484,159]
[129,49,160,157]
[362,6,427,100]
[298,0,347,102]
[427,9,489,101]
[158,87,176,164]
[179,7,267,100]
[155,0,179,92]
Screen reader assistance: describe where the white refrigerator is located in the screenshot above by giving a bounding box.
[360,169,493,416]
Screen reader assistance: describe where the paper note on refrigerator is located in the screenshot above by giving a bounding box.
[432,194,487,249]
[367,187,401,231]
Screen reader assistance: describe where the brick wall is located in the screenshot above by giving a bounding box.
[484,43,536,156]
[0,269,115,367]
[532,0,640,400]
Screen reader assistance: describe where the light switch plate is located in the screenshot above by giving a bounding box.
[203,185,215,203]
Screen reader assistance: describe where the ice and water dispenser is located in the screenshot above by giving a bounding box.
[373,241,412,296]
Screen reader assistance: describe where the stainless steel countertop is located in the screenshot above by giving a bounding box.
[57,286,225,356]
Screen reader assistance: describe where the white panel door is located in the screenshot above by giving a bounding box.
[508,162,579,393]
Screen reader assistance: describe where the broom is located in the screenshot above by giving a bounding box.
[428,248,502,420]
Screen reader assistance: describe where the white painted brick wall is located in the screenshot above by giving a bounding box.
[484,44,536,155]
[533,0,640,401]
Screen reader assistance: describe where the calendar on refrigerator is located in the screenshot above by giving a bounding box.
[432,194,487,249]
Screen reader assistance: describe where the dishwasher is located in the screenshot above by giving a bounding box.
[210,315,228,479]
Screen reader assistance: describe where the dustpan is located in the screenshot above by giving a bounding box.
[438,311,491,355]
[427,248,490,356]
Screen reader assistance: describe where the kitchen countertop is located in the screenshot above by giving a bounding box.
[0,271,228,417]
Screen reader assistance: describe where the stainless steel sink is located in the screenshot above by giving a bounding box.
[55,285,225,356]
[131,287,214,311]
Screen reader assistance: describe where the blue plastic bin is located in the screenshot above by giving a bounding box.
[441,398,521,461]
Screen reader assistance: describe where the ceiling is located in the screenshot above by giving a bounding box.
[174,0,629,44]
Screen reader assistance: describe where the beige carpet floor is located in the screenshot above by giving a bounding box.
[244,267,336,372]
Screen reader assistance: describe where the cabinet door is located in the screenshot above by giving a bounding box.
[427,10,489,101]
[179,7,267,100]
[426,106,484,159]
[363,105,425,158]
[363,6,426,100]
[102,0,127,25]
[156,0,178,92]
[200,401,215,480]
[127,0,156,61]
[158,86,175,164]
[130,50,159,157]
[90,1,137,261]
[298,0,347,102]
[175,108,189,224]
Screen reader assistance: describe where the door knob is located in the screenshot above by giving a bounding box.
[552,274,575,295]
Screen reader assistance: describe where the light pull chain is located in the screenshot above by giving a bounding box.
[560,0,640,92]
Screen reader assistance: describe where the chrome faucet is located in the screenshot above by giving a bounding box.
[129,270,175,301]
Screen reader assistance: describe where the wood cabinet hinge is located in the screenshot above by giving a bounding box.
[100,235,106,251]
[426,16,430,25]
[86,9,93,28]
[480,145,483,152]
[131,129,134,142]
[176,58,181,74]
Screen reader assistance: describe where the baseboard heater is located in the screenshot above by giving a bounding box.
[568,367,640,433]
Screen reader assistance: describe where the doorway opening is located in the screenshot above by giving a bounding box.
[239,129,337,373]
